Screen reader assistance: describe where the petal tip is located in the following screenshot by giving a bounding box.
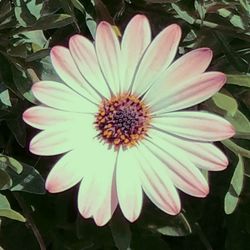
[219,161,228,171]
[94,218,109,227]
[133,14,148,22]
[50,46,60,57]
[22,110,29,123]
[200,47,213,60]
[45,180,56,193]
[228,124,236,138]
[31,81,42,94]
[69,34,79,44]
[50,45,67,59]
[170,203,181,215]
[98,20,110,29]
[170,23,182,36]
[199,184,209,198]
[29,141,37,155]
[126,213,140,223]
[215,72,227,86]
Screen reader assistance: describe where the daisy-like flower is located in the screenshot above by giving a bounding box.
[23,15,235,226]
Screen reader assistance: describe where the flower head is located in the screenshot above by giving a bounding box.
[23,15,235,226]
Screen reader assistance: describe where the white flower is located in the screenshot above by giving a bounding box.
[23,15,235,226]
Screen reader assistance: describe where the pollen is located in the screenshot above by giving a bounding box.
[95,93,152,149]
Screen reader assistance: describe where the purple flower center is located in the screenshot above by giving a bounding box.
[95,94,151,148]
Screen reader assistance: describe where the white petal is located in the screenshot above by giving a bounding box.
[69,35,111,98]
[153,111,235,141]
[45,149,86,193]
[23,106,85,130]
[120,14,151,92]
[135,145,181,215]
[32,81,97,113]
[51,46,99,102]
[145,72,226,114]
[166,48,213,80]
[116,148,143,222]
[143,138,209,197]
[30,115,95,156]
[132,24,181,95]
[77,137,118,226]
[95,21,121,94]
[148,129,229,171]
[145,48,213,105]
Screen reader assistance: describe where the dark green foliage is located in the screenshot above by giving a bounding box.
[0,0,249,249]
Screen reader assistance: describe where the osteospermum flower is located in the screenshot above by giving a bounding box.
[23,15,235,226]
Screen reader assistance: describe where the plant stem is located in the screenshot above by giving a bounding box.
[13,193,46,250]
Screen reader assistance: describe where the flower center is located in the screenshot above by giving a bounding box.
[95,94,151,148]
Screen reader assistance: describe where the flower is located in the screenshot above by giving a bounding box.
[23,14,235,226]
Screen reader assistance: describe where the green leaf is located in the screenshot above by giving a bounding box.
[25,49,50,62]
[0,89,11,107]
[217,8,245,30]
[222,139,250,158]
[0,154,23,174]
[110,211,131,250]
[156,213,192,237]
[0,0,15,30]
[14,0,37,27]
[22,30,48,49]
[71,0,86,13]
[14,14,74,33]
[0,169,12,190]
[6,112,26,147]
[172,3,195,24]
[224,154,244,214]
[0,193,26,222]
[194,0,206,20]
[85,13,97,39]
[0,0,13,22]
[10,163,45,194]
[239,0,250,13]
[212,92,238,116]
[227,74,250,88]
[214,32,249,72]
[33,56,61,82]
[0,54,21,98]
[25,0,43,19]
[11,64,36,103]
[33,13,74,30]
[225,110,250,136]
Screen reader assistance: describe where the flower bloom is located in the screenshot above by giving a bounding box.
[23,15,235,226]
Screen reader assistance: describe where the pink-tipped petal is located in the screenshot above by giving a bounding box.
[147,72,226,113]
[69,35,110,98]
[143,139,209,198]
[170,47,213,76]
[77,137,117,226]
[120,14,151,92]
[116,148,143,222]
[95,21,121,94]
[45,149,85,193]
[30,125,82,156]
[32,81,97,113]
[149,129,229,171]
[136,145,181,215]
[51,46,99,102]
[132,24,181,95]
[163,48,213,86]
[145,48,213,104]
[23,106,84,130]
[93,186,118,227]
[153,111,235,141]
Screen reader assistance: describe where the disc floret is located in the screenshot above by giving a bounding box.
[95,93,151,148]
